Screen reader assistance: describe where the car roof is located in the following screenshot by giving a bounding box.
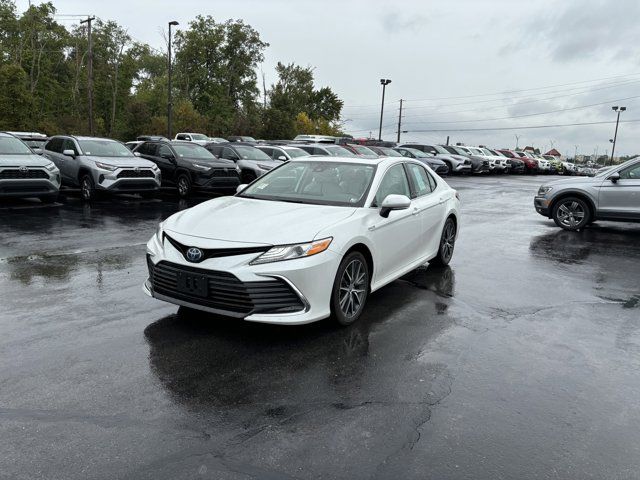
[287,155,412,167]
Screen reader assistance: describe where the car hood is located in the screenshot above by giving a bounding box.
[424,157,446,166]
[88,156,157,168]
[182,157,236,167]
[434,154,465,162]
[544,176,597,187]
[0,154,54,167]
[164,195,357,246]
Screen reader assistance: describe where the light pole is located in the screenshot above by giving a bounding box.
[168,20,179,139]
[610,106,626,165]
[378,78,391,141]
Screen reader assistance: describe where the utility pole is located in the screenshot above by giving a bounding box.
[396,99,403,143]
[167,20,179,139]
[378,78,391,141]
[446,135,450,145]
[80,16,95,135]
[610,106,626,166]
[514,134,520,150]
[574,145,578,161]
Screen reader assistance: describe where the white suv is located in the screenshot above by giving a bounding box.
[174,133,211,145]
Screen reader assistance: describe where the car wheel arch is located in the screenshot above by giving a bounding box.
[550,191,596,219]
[343,243,374,287]
[77,168,92,186]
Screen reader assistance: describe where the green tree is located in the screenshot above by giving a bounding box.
[0,63,35,129]
[174,16,268,134]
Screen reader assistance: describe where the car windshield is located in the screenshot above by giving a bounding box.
[23,139,47,148]
[470,148,484,156]
[172,143,217,160]
[402,148,429,158]
[190,134,209,140]
[432,145,449,154]
[324,146,356,157]
[78,139,134,157]
[353,145,376,155]
[239,160,376,207]
[234,146,272,160]
[378,147,403,157]
[285,148,309,158]
[0,136,33,155]
[481,148,493,156]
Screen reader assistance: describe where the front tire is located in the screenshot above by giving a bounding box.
[431,217,456,266]
[331,252,370,326]
[241,171,257,184]
[80,174,96,202]
[552,197,591,231]
[176,174,191,198]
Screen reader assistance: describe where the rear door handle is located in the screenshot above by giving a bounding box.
[412,207,420,215]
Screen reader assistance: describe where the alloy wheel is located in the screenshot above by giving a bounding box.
[339,259,367,318]
[81,177,91,200]
[441,220,456,262]
[557,201,585,228]
[178,177,189,197]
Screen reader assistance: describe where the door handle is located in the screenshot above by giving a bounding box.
[412,207,420,215]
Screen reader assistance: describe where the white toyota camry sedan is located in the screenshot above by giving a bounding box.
[144,156,460,325]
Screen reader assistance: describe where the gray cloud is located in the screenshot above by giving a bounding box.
[523,0,640,62]
[381,12,428,33]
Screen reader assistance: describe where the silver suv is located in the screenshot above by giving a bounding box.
[534,158,640,230]
[0,132,60,203]
[44,136,161,201]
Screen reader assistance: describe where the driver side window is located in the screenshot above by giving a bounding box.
[373,164,411,206]
[62,139,78,156]
[158,145,173,159]
[619,163,640,180]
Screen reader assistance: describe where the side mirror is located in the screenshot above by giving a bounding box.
[133,152,142,157]
[62,149,76,158]
[236,184,248,193]
[33,148,43,155]
[278,155,287,161]
[379,194,411,218]
[609,172,620,183]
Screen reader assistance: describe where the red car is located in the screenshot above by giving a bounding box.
[498,149,538,173]
[341,144,379,158]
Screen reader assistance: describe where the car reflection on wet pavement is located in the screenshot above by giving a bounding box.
[1,176,640,479]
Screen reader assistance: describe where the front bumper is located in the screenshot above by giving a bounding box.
[144,233,340,324]
[95,168,161,193]
[453,163,472,173]
[534,196,551,217]
[0,171,60,198]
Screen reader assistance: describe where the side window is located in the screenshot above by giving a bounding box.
[176,134,187,140]
[398,149,411,158]
[620,163,640,180]
[427,170,437,191]
[62,139,78,155]
[374,164,411,206]
[424,146,437,155]
[259,147,273,157]
[45,138,61,153]
[158,145,173,159]
[406,163,433,197]
[206,146,221,157]
[222,147,238,160]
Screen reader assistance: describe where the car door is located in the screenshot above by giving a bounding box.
[366,163,423,284]
[597,161,640,218]
[44,138,65,178]
[155,144,178,184]
[60,138,81,185]
[405,163,448,259]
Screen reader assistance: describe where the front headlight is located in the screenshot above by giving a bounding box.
[257,164,274,171]
[150,164,160,172]
[250,237,332,265]
[538,186,553,195]
[95,161,117,171]
[192,163,212,171]
[44,161,57,171]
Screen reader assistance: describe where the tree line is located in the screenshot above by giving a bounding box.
[0,1,344,140]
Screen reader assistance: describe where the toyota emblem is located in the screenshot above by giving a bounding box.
[19,166,28,173]
[186,247,204,263]
[134,167,140,172]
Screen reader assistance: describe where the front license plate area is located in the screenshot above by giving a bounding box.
[177,272,208,298]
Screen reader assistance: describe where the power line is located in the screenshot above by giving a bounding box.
[400,95,640,125]
[406,118,640,133]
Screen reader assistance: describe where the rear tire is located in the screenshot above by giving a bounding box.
[552,197,591,231]
[431,217,456,266]
[331,252,370,326]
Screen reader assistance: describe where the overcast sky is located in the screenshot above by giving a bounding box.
[16,0,640,156]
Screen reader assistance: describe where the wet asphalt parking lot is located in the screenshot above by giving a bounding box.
[1,175,640,480]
